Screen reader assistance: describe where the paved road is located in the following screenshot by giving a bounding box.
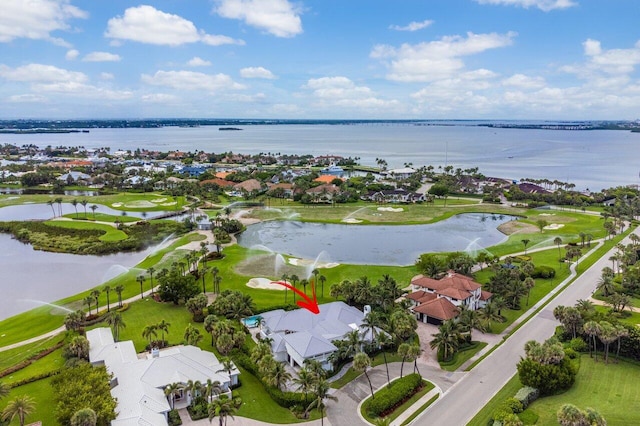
[412,228,638,426]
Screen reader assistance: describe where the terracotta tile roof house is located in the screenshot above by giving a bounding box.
[233,179,264,193]
[409,271,491,325]
[314,174,342,184]
[200,178,235,188]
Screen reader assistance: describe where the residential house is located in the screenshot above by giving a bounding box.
[87,328,239,426]
[57,171,92,185]
[233,179,264,194]
[305,184,341,202]
[259,301,377,371]
[408,271,492,325]
[362,189,425,203]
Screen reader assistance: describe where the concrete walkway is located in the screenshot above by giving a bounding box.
[177,408,329,426]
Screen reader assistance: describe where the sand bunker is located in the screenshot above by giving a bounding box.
[246,277,285,291]
[161,202,177,206]
[544,223,565,230]
[6,196,20,200]
[151,198,167,203]
[288,258,340,269]
[124,200,156,208]
[342,218,363,223]
[111,202,123,207]
[539,213,556,216]
[377,207,404,212]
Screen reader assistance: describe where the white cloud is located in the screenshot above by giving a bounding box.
[371,31,516,82]
[141,93,178,103]
[0,63,88,83]
[65,49,79,60]
[187,57,212,67]
[141,70,245,92]
[582,39,640,75]
[389,20,433,32]
[303,76,398,109]
[105,5,244,46]
[31,81,133,100]
[240,66,276,79]
[0,0,87,44]
[502,73,546,89]
[215,0,302,38]
[474,0,577,12]
[8,94,48,103]
[100,72,114,80]
[82,52,121,62]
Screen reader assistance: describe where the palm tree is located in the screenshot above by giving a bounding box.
[71,198,79,218]
[521,239,530,255]
[319,274,327,298]
[264,362,291,391]
[200,265,210,294]
[554,237,563,260]
[353,352,374,399]
[55,197,63,216]
[294,367,315,406]
[90,204,98,219]
[68,335,90,360]
[477,301,503,332]
[300,279,309,296]
[208,395,242,426]
[164,382,183,410]
[312,268,320,294]
[81,199,88,218]
[106,311,126,341]
[114,284,125,308]
[430,319,461,362]
[597,321,617,364]
[103,285,112,312]
[614,324,629,362]
[524,276,535,306]
[457,305,485,342]
[136,274,146,299]
[305,378,337,426]
[290,274,299,303]
[583,321,601,360]
[147,267,156,296]
[281,273,289,304]
[83,295,94,315]
[64,310,85,331]
[89,289,100,315]
[408,344,422,376]
[204,379,222,402]
[1,395,35,426]
[184,323,203,346]
[157,319,171,344]
[47,200,56,217]
[142,324,158,346]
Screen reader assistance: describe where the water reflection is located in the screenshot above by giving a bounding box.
[237,213,513,266]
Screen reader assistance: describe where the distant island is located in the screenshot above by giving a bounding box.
[0,119,639,132]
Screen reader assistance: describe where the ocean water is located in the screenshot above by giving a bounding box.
[2,123,639,191]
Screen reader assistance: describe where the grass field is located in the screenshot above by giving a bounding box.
[0,377,58,426]
[0,192,188,212]
[45,219,128,241]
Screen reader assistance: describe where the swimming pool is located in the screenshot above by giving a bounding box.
[241,315,262,328]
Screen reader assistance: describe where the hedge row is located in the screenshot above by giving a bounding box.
[0,340,65,378]
[9,369,61,388]
[366,373,422,417]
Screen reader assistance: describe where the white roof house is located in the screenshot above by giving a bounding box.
[87,328,239,426]
[259,301,377,370]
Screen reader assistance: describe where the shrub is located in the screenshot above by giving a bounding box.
[365,373,422,417]
[564,348,579,359]
[532,265,556,279]
[568,337,587,353]
[513,386,539,409]
[517,357,576,395]
[168,409,182,426]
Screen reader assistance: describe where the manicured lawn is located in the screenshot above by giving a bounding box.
[0,376,57,425]
[400,394,439,426]
[3,348,64,386]
[467,373,523,426]
[62,212,139,223]
[45,219,128,241]
[330,352,402,389]
[0,192,188,212]
[593,305,640,326]
[0,336,62,372]
[440,341,487,371]
[527,356,640,425]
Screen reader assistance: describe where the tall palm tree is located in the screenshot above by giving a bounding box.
[408,344,422,376]
[319,275,327,298]
[305,378,337,426]
[281,273,289,304]
[147,267,156,296]
[136,274,146,299]
[264,362,291,391]
[583,321,601,360]
[521,239,530,255]
[312,268,320,294]
[90,204,98,219]
[290,274,299,303]
[103,285,112,312]
[114,284,125,308]
[71,199,79,218]
[1,395,35,426]
[47,200,56,217]
[90,289,101,315]
[142,324,158,346]
[294,367,315,407]
[204,379,222,402]
[477,301,503,332]
[200,265,210,294]
[615,324,629,362]
[164,382,183,410]
[208,395,241,426]
[81,199,88,218]
[55,197,63,216]
[157,319,171,343]
[597,321,617,364]
[106,311,126,342]
[300,279,309,296]
[524,276,535,306]
[554,237,563,260]
[353,352,374,399]
[83,295,94,315]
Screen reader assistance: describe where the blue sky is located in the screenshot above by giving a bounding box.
[0,0,639,119]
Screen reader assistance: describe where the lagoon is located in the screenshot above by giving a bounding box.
[237,213,512,266]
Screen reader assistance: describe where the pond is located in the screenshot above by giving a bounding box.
[0,233,156,321]
[0,202,175,221]
[237,213,513,266]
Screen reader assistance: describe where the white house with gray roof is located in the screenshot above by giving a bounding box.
[258,301,377,370]
[87,327,239,426]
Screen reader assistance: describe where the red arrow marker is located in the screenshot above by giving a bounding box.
[270,280,320,314]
